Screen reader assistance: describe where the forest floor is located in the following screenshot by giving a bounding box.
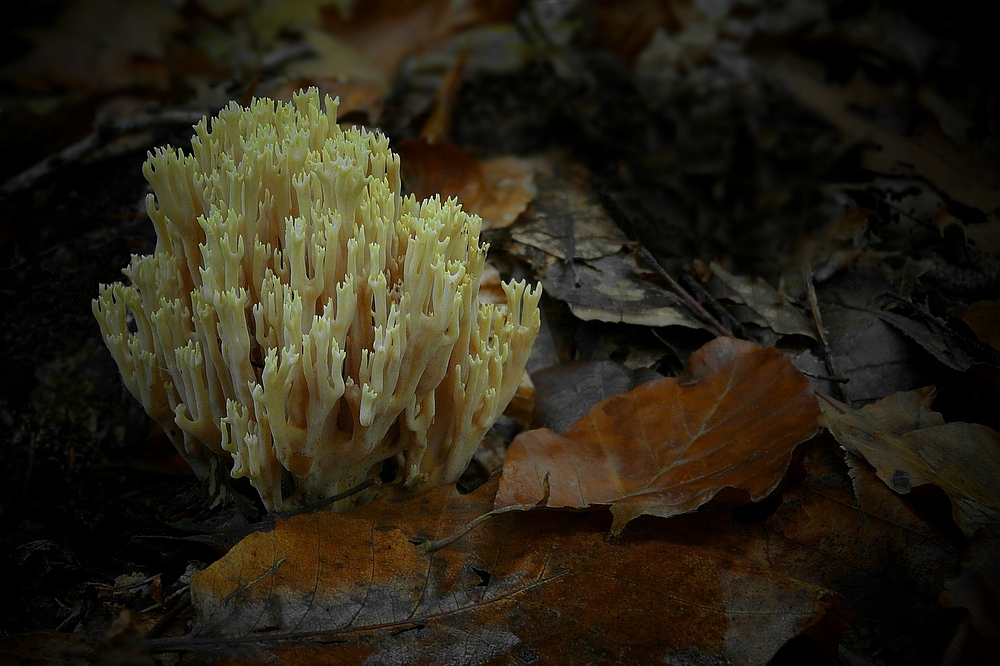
[1,1,998,664]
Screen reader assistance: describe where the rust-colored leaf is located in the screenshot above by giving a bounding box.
[530,359,661,432]
[164,477,848,664]
[496,337,821,534]
[820,388,1000,537]
[397,137,485,208]
[397,139,536,228]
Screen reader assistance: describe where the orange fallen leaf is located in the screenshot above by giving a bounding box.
[495,337,821,534]
[397,137,485,207]
[820,388,1000,537]
[162,477,848,664]
[474,155,538,229]
[397,138,536,228]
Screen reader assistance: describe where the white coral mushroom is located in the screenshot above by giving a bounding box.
[93,89,541,512]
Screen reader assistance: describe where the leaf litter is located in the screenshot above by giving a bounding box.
[158,476,849,665]
[2,0,999,663]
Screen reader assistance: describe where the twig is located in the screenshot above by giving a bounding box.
[600,192,731,338]
[802,265,850,403]
[800,371,850,383]
[1,109,210,197]
[144,591,192,640]
[678,272,744,339]
[268,477,382,520]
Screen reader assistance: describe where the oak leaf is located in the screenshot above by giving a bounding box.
[496,337,821,534]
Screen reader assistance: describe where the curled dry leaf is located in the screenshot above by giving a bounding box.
[703,261,815,340]
[165,477,848,665]
[496,337,821,535]
[819,387,1000,537]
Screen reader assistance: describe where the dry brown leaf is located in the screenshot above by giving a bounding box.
[703,261,816,339]
[268,77,385,124]
[530,360,661,432]
[820,388,1000,537]
[495,337,820,534]
[167,476,848,664]
[397,139,536,228]
[475,156,538,229]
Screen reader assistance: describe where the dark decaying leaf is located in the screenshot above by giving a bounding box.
[820,387,1000,537]
[530,359,660,432]
[774,62,1000,214]
[496,337,820,534]
[161,476,849,665]
[940,535,1000,665]
[699,261,816,340]
[818,269,957,403]
[507,158,704,329]
[767,440,963,664]
[962,299,1000,351]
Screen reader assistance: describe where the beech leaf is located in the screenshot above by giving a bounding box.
[495,337,821,535]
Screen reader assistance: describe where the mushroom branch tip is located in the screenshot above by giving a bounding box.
[93,88,541,512]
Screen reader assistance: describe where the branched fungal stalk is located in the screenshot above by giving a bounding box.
[93,89,541,512]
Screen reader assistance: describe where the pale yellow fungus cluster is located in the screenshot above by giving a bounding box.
[93,89,541,512]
